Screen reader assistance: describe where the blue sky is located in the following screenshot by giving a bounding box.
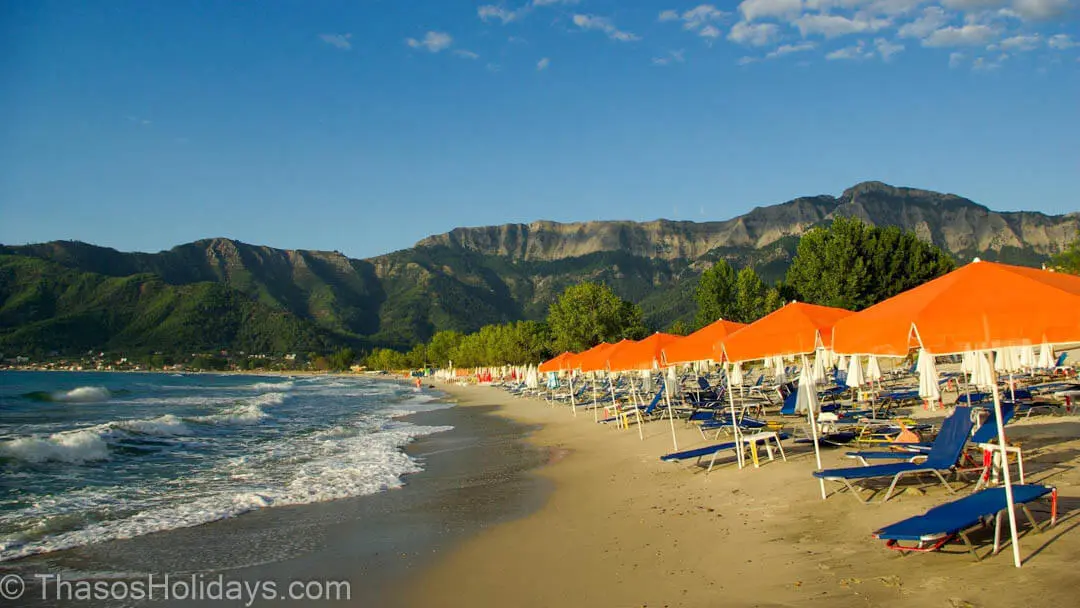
[1,1,1077,259]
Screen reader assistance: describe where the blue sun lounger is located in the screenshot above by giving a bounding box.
[846,403,1015,466]
[873,484,1057,560]
[813,407,974,502]
[661,433,790,473]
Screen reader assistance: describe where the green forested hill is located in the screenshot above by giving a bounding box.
[2,181,1077,356]
[0,255,328,355]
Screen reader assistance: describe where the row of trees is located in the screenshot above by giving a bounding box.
[362,218,1073,370]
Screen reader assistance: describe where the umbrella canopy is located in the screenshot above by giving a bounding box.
[866,355,882,382]
[720,302,855,363]
[916,349,940,402]
[832,260,1080,356]
[661,319,747,365]
[607,333,681,372]
[574,341,620,373]
[538,352,575,373]
[846,354,865,389]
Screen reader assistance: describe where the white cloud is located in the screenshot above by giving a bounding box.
[479,5,525,24]
[728,21,780,46]
[738,0,803,21]
[486,62,502,72]
[949,50,966,66]
[875,37,906,58]
[537,57,551,70]
[766,42,816,58]
[922,24,997,46]
[826,40,875,59]
[794,14,891,38]
[972,55,1003,69]
[454,49,480,59]
[406,31,454,53]
[1011,0,1071,20]
[533,0,579,5]
[737,56,758,65]
[652,49,687,65]
[897,7,950,38]
[572,14,640,41]
[998,33,1042,49]
[318,33,352,50]
[699,24,724,39]
[1048,33,1078,49]
[659,5,729,39]
[940,0,1007,8]
[681,5,729,30]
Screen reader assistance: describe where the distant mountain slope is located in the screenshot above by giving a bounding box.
[2,181,1076,354]
[0,255,328,355]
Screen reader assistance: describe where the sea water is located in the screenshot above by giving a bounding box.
[0,371,451,563]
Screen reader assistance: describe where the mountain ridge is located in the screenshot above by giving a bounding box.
[2,181,1077,355]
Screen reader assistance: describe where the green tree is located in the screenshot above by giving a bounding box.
[328,347,355,371]
[667,319,692,336]
[365,348,408,370]
[547,282,647,353]
[763,288,784,316]
[695,260,737,327]
[733,267,767,323]
[1049,229,1080,275]
[785,216,955,310]
[427,330,463,367]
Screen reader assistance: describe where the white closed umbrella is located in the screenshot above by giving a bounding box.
[664,365,679,450]
[797,357,826,500]
[773,356,786,385]
[961,351,975,379]
[640,368,652,393]
[995,348,1020,374]
[811,351,827,385]
[866,355,882,383]
[837,354,848,372]
[763,355,773,370]
[846,354,865,389]
[729,361,743,387]
[1038,342,1055,369]
[916,349,941,404]
[970,351,994,389]
[1017,345,1036,369]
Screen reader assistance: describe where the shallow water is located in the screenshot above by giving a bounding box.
[0,371,452,563]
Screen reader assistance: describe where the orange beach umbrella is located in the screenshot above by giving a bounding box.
[720,302,854,363]
[830,260,1080,569]
[575,340,628,373]
[538,352,575,373]
[606,333,681,372]
[832,260,1080,356]
[661,319,747,365]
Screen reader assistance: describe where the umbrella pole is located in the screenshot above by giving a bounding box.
[569,373,577,417]
[608,375,618,423]
[664,372,678,451]
[809,401,826,499]
[989,361,1022,567]
[727,363,744,469]
[1009,372,1015,403]
[592,375,599,423]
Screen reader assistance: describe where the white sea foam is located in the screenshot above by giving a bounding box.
[249,381,294,392]
[53,386,111,403]
[0,419,453,562]
[1,429,111,463]
[115,415,191,437]
[191,392,285,425]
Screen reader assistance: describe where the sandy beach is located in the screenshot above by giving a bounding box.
[406,383,1080,608]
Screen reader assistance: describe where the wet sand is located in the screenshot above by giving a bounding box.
[406,383,1080,608]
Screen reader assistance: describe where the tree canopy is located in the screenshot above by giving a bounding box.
[547,282,647,353]
[784,216,955,310]
[1049,229,1080,275]
[695,261,781,325]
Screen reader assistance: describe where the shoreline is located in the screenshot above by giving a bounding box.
[406,382,1080,608]
[0,378,552,608]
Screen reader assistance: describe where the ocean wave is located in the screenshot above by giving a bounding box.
[0,420,454,562]
[0,429,111,464]
[114,414,191,437]
[249,381,293,392]
[22,386,112,403]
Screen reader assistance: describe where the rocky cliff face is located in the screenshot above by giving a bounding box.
[414,182,1077,263]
